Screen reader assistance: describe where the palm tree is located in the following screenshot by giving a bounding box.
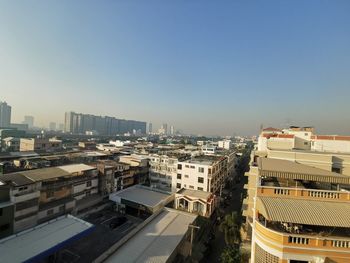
[219,212,241,246]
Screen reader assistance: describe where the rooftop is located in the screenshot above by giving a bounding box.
[183,155,224,166]
[257,196,350,228]
[0,173,34,186]
[5,163,95,183]
[104,208,197,263]
[109,185,173,209]
[177,188,212,201]
[258,157,350,185]
[0,215,94,263]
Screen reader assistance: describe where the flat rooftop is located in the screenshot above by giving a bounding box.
[182,155,224,166]
[109,185,173,209]
[104,208,197,263]
[0,215,94,263]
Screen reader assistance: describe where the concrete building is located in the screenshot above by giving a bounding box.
[64,111,146,135]
[170,125,174,135]
[23,116,34,129]
[175,188,216,217]
[218,139,231,150]
[20,137,62,152]
[0,101,11,128]
[0,164,99,235]
[149,153,191,192]
[148,122,153,134]
[99,208,197,263]
[242,157,350,263]
[49,122,56,131]
[176,155,228,194]
[0,128,26,152]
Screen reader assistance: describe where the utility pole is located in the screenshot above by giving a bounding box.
[189,224,200,257]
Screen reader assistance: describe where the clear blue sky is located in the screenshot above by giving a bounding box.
[1,0,349,135]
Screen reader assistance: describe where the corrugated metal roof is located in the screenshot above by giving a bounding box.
[0,215,94,263]
[257,196,350,227]
[258,157,350,184]
[105,208,197,263]
[0,173,34,186]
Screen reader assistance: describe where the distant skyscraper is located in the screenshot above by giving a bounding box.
[23,116,34,129]
[161,123,168,135]
[170,125,174,135]
[64,111,146,135]
[148,123,153,134]
[58,123,64,131]
[49,122,56,131]
[0,101,11,128]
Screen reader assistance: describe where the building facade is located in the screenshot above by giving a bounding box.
[64,111,146,135]
[0,101,11,128]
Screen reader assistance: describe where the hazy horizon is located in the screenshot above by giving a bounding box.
[1,1,350,136]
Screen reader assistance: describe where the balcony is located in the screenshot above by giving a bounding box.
[255,220,350,252]
[12,191,40,203]
[257,186,350,202]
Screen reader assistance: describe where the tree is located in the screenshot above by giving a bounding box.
[219,212,241,246]
[220,246,240,263]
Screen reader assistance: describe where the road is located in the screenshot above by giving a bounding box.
[200,170,247,263]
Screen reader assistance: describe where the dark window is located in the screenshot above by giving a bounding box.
[304,142,308,145]
[176,183,181,189]
[197,187,203,191]
[177,164,182,170]
[332,167,341,174]
[47,209,54,215]
[0,208,2,216]
[86,181,92,187]
[0,224,10,231]
[198,177,204,183]
[59,205,65,212]
[198,167,204,173]
[47,191,54,198]
[177,174,181,179]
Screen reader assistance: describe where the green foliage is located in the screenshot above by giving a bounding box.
[219,212,241,246]
[220,246,241,263]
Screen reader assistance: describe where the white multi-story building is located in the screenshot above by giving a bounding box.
[218,140,231,150]
[0,101,11,128]
[176,155,228,194]
[149,153,190,192]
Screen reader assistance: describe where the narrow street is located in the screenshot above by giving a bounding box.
[200,169,247,263]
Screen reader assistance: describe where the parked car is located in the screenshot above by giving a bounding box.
[109,216,127,229]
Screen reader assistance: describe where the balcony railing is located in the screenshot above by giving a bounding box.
[257,186,350,201]
[255,220,350,251]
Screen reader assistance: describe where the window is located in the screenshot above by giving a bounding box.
[332,167,341,174]
[304,142,308,145]
[176,183,181,188]
[185,165,190,168]
[47,209,54,215]
[18,186,28,191]
[86,181,92,187]
[190,165,195,169]
[0,224,10,232]
[198,177,204,183]
[177,164,182,170]
[189,185,194,189]
[177,174,181,179]
[197,187,203,191]
[46,190,54,198]
[198,167,204,173]
[184,175,189,178]
[59,205,65,212]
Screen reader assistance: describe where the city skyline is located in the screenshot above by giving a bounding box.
[1,1,350,136]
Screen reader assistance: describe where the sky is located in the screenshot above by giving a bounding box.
[0,0,350,136]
